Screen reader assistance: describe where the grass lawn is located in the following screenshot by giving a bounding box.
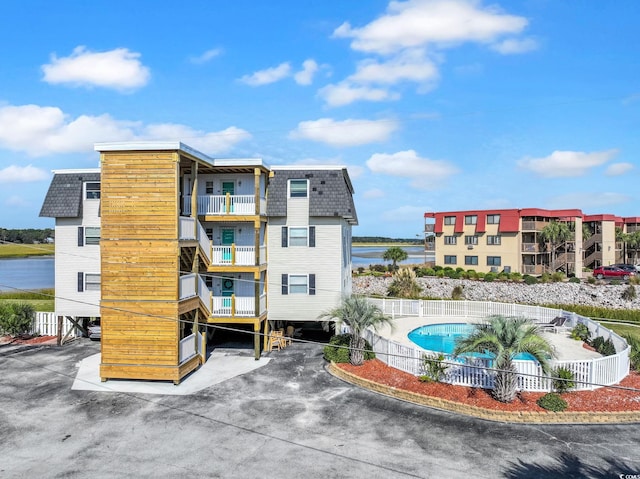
[0,299,54,312]
[0,244,54,258]
[0,289,55,312]
[600,321,640,342]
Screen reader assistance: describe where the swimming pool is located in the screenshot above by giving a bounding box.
[407,323,536,361]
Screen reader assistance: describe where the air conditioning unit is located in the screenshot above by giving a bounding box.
[467,245,474,250]
[504,266,511,274]
[490,266,498,273]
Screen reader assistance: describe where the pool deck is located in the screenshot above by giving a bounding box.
[375,315,602,361]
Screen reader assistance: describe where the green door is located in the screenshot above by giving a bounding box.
[222,278,234,308]
[222,182,235,212]
[222,229,234,262]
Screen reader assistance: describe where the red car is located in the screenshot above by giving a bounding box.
[593,266,635,280]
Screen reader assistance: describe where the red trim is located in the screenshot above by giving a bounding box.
[475,212,486,233]
[454,214,464,234]
[434,215,443,233]
[498,212,520,233]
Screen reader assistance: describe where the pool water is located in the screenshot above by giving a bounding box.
[407,323,536,361]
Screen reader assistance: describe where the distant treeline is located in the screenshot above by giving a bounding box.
[0,228,54,244]
[353,236,422,244]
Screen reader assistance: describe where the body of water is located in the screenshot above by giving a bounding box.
[352,246,434,267]
[0,257,54,292]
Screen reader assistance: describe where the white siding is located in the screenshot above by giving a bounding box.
[54,194,101,318]
[267,217,347,322]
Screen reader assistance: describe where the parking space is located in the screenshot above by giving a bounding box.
[1,340,639,478]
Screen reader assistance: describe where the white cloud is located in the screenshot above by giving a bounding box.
[605,162,634,176]
[366,149,459,188]
[547,192,631,210]
[289,118,398,147]
[42,46,150,91]
[0,165,49,183]
[491,37,538,54]
[239,62,291,86]
[294,59,319,85]
[333,0,528,55]
[189,48,223,64]
[518,149,619,177]
[379,205,426,222]
[348,49,439,85]
[0,103,251,156]
[5,195,29,207]
[319,82,399,107]
[362,188,385,199]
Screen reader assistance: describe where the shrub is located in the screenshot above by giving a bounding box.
[569,277,581,284]
[540,273,552,283]
[551,272,566,283]
[496,273,509,282]
[357,267,365,274]
[423,268,435,277]
[476,271,485,280]
[387,267,423,299]
[523,275,538,285]
[466,269,478,280]
[444,269,457,278]
[622,285,637,301]
[591,336,616,356]
[570,323,590,342]
[587,276,596,284]
[455,267,465,274]
[483,272,496,282]
[630,275,640,286]
[0,302,35,337]
[509,272,523,282]
[419,353,448,382]
[432,265,443,272]
[323,334,375,363]
[536,393,568,412]
[622,334,640,371]
[451,285,464,300]
[371,264,387,273]
[545,304,640,324]
[552,366,576,393]
[436,270,445,278]
[611,279,621,286]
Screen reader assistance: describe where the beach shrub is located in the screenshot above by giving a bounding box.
[357,267,365,275]
[323,334,375,363]
[483,272,496,282]
[540,273,552,283]
[587,276,596,284]
[552,366,576,393]
[432,265,443,272]
[591,336,616,356]
[622,334,640,370]
[537,393,568,412]
[422,268,435,277]
[523,275,538,285]
[0,302,35,337]
[466,269,478,280]
[436,270,445,278]
[569,277,581,284]
[509,272,523,282]
[570,323,590,342]
[630,276,640,285]
[551,272,566,283]
[622,285,637,301]
[419,353,448,383]
[546,304,640,324]
[476,272,485,280]
[451,285,464,300]
[387,267,422,299]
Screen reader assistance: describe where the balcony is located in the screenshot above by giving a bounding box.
[183,195,266,216]
[522,265,544,275]
[521,221,549,231]
[424,224,435,233]
[521,243,540,253]
[211,244,266,266]
[209,294,267,317]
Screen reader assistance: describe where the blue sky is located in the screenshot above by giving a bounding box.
[0,0,638,238]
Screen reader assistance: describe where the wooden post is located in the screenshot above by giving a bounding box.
[56,316,63,346]
[254,322,261,360]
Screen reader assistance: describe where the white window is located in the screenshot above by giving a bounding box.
[289,179,308,198]
[487,214,500,224]
[85,273,101,291]
[487,256,501,266]
[444,236,457,245]
[487,235,501,245]
[205,181,214,194]
[465,215,477,225]
[444,255,457,265]
[464,235,478,245]
[444,216,456,225]
[289,228,308,246]
[85,227,100,246]
[289,275,308,294]
[85,182,100,199]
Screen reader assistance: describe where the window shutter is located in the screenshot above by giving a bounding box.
[281,227,288,248]
[309,274,316,295]
[78,227,84,247]
[281,274,288,295]
[77,272,84,292]
[309,226,315,247]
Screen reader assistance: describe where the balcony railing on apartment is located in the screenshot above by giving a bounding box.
[522,264,544,275]
[521,220,549,231]
[521,243,540,253]
[179,216,212,264]
[424,224,435,233]
[211,245,264,266]
[182,195,266,216]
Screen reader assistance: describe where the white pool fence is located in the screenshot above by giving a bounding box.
[362,299,630,392]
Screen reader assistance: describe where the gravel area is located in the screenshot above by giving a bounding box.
[353,276,640,309]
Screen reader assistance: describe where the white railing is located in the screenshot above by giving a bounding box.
[179,333,196,363]
[211,245,255,265]
[183,195,262,215]
[259,197,266,215]
[178,216,196,240]
[259,293,267,314]
[196,220,211,263]
[197,275,211,314]
[364,299,630,392]
[179,273,197,300]
[209,295,264,317]
[31,312,78,337]
[259,245,266,264]
[197,330,205,359]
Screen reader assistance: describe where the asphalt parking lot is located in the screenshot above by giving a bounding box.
[1,339,639,478]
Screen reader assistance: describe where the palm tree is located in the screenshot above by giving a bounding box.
[387,267,422,299]
[539,221,572,272]
[382,246,408,270]
[453,315,555,403]
[318,295,393,366]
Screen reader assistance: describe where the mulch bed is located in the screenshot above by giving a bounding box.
[0,335,57,346]
[337,359,640,413]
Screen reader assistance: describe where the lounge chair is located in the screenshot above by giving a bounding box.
[268,330,287,351]
[541,316,567,333]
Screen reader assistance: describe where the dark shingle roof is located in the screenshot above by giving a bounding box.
[40,172,100,218]
[266,168,358,224]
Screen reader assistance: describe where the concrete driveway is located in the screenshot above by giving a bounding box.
[1,340,639,478]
